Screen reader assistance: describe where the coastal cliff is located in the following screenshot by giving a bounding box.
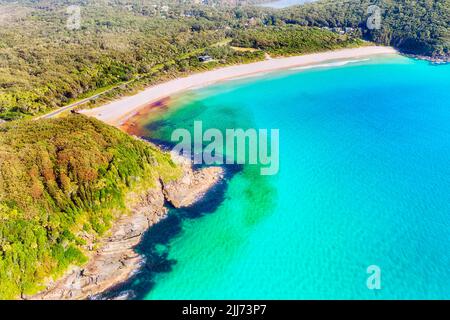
[29,160,223,300]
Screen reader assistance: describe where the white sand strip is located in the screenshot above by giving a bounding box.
[80,46,398,126]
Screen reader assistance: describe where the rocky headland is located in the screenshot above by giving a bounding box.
[28,158,223,300]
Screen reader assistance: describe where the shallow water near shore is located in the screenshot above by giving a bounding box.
[108,56,450,299]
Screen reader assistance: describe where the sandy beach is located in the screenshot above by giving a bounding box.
[80,46,397,126]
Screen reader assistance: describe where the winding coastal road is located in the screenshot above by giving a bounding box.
[36,79,135,120]
[38,94,101,119]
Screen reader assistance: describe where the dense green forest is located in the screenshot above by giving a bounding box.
[276,0,450,58]
[0,114,179,299]
[0,1,257,120]
[230,25,365,55]
[0,0,366,121]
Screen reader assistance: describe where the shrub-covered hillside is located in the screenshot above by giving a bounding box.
[0,114,180,299]
[0,0,368,121]
[0,0,263,121]
[280,0,450,58]
[230,25,365,56]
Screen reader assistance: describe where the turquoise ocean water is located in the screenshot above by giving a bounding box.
[106,55,450,299]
